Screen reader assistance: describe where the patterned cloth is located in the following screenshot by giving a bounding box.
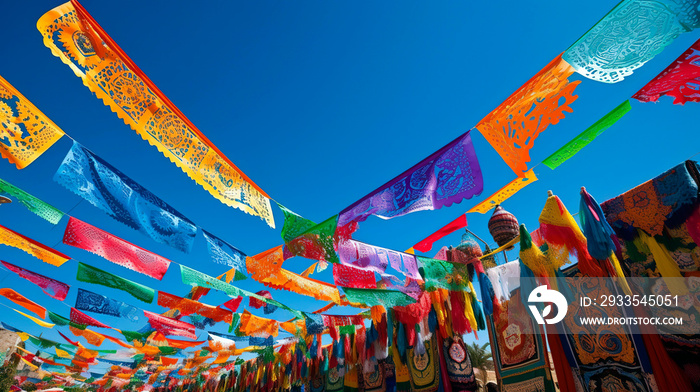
[38,1,274,227]
[55,142,197,253]
[477,56,579,175]
[0,224,70,266]
[543,100,631,169]
[339,131,482,225]
[487,290,555,392]
[342,288,416,308]
[76,262,155,303]
[564,0,700,83]
[63,217,171,280]
[337,240,422,281]
[0,178,64,224]
[0,75,65,168]
[557,266,658,392]
[634,37,700,104]
[75,288,140,322]
[1,261,70,301]
[602,161,699,239]
[70,307,110,329]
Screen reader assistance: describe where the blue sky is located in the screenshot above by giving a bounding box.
[1,0,699,371]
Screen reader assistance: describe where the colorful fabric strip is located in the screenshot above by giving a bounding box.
[63,217,171,280]
[0,178,64,224]
[412,214,467,253]
[47,311,85,330]
[201,230,246,273]
[0,224,70,267]
[332,263,376,289]
[337,240,422,280]
[342,287,416,308]
[239,310,279,337]
[55,142,197,253]
[0,288,46,319]
[339,131,483,225]
[563,0,700,83]
[143,310,197,340]
[0,75,65,169]
[70,308,110,329]
[13,308,54,328]
[75,288,140,322]
[38,1,274,227]
[157,291,232,323]
[467,169,538,214]
[633,37,700,104]
[477,55,579,175]
[543,101,631,169]
[76,262,155,303]
[1,261,70,301]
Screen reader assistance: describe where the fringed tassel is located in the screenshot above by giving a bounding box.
[477,272,494,315]
[462,290,477,332]
[397,322,407,363]
[428,307,438,334]
[449,291,470,335]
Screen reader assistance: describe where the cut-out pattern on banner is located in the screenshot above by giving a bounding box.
[337,240,422,281]
[476,55,579,176]
[76,262,155,304]
[543,100,632,169]
[75,288,140,322]
[1,261,70,301]
[633,37,700,104]
[342,287,415,308]
[0,224,70,267]
[63,217,171,280]
[157,291,233,323]
[0,75,65,169]
[55,142,197,253]
[202,230,246,274]
[37,1,274,227]
[339,131,483,225]
[144,310,197,340]
[0,178,64,224]
[467,169,538,214]
[563,0,700,83]
[70,307,110,329]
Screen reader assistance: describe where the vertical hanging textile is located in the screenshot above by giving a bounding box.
[158,291,233,323]
[0,224,69,267]
[69,308,110,329]
[339,131,483,225]
[0,75,65,169]
[0,261,70,301]
[406,334,441,392]
[634,37,700,104]
[563,0,700,83]
[543,100,632,169]
[63,217,171,280]
[441,335,477,391]
[0,178,64,224]
[75,288,140,322]
[557,265,659,391]
[55,142,197,253]
[487,290,556,392]
[37,0,274,228]
[202,230,246,274]
[143,310,197,339]
[76,262,155,303]
[0,288,46,319]
[467,170,538,214]
[476,55,579,176]
[412,215,467,253]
